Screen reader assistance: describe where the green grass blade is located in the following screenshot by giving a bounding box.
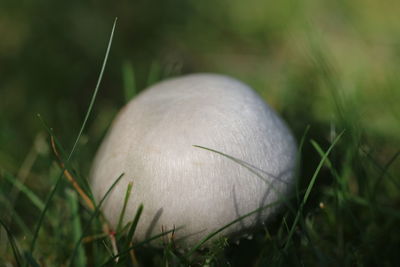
[372,149,400,196]
[122,61,136,102]
[0,194,30,235]
[101,228,177,266]
[283,130,345,252]
[24,252,40,267]
[311,139,341,181]
[124,203,144,249]
[3,172,45,211]
[117,181,133,232]
[186,198,285,257]
[295,125,310,203]
[146,61,161,87]
[0,218,23,266]
[193,145,297,215]
[68,17,117,160]
[66,189,86,267]
[362,148,400,190]
[306,139,341,201]
[28,170,64,258]
[68,173,124,267]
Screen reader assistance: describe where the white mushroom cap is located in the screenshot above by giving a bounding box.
[90,73,297,247]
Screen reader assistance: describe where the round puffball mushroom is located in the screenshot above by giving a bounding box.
[90,73,297,247]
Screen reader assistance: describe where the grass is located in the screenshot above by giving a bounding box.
[1,1,400,266]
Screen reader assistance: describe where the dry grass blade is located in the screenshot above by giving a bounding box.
[50,136,95,211]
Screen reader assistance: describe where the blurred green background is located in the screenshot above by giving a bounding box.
[1,0,400,265]
[1,0,400,170]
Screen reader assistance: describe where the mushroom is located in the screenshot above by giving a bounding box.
[90,73,297,247]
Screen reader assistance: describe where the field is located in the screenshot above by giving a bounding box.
[1,0,400,266]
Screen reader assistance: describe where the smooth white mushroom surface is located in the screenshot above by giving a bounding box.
[90,73,297,247]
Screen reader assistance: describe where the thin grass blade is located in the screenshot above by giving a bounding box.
[66,189,86,267]
[186,198,286,257]
[68,173,124,267]
[101,228,177,266]
[193,145,297,215]
[3,172,45,211]
[283,130,345,252]
[124,204,144,249]
[122,61,136,102]
[146,61,161,87]
[0,218,23,266]
[0,194,30,235]
[117,182,133,232]
[68,17,117,160]
[295,125,310,203]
